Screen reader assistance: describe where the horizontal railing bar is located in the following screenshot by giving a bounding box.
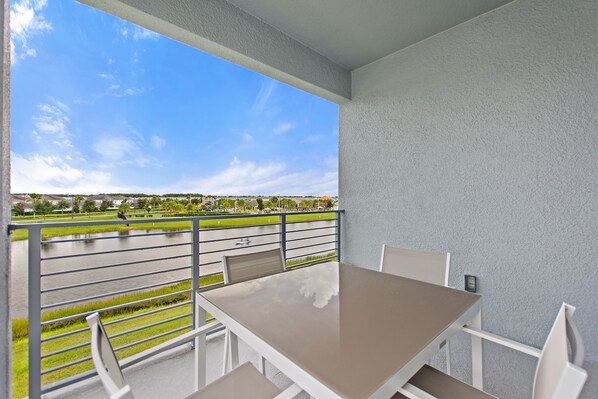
[9,210,343,230]
[41,254,191,277]
[41,229,192,244]
[285,232,338,243]
[41,265,192,293]
[286,240,338,252]
[198,223,279,232]
[41,278,191,310]
[41,301,192,342]
[199,281,225,290]
[286,249,337,261]
[41,289,191,326]
[286,219,336,226]
[43,312,194,360]
[110,313,192,340]
[39,319,229,393]
[114,325,192,352]
[198,240,281,256]
[198,260,221,268]
[286,225,338,234]
[41,355,92,376]
[198,231,280,244]
[41,242,191,261]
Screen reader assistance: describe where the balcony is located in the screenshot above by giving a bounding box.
[2,0,597,398]
[9,212,341,398]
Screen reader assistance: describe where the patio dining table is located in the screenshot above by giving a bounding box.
[195,262,482,399]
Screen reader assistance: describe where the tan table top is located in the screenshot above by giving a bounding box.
[199,262,481,399]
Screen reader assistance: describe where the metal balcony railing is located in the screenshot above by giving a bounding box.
[8,210,343,399]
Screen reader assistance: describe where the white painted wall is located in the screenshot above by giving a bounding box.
[340,0,598,397]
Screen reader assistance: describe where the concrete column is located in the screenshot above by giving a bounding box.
[0,0,11,397]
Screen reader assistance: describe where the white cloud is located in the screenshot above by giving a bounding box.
[150,135,166,149]
[33,100,73,148]
[10,0,52,63]
[106,84,145,97]
[273,122,295,135]
[251,80,277,115]
[132,26,158,40]
[243,133,253,143]
[98,73,114,80]
[177,157,338,196]
[92,136,150,167]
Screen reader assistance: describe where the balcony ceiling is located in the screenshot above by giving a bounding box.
[225,0,513,70]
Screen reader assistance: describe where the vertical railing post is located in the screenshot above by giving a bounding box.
[191,219,200,329]
[28,226,42,399]
[336,211,341,262]
[280,213,287,263]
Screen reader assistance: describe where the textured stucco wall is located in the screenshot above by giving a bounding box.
[340,0,598,397]
[79,0,351,103]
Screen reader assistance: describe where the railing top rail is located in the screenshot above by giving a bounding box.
[8,210,343,230]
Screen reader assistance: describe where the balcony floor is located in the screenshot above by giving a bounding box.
[45,332,309,399]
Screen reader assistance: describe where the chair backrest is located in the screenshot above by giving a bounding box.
[223,248,285,284]
[532,303,587,399]
[87,313,135,399]
[379,245,450,287]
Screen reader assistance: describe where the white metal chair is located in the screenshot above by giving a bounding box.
[222,247,286,375]
[397,303,587,399]
[87,312,302,399]
[379,245,452,373]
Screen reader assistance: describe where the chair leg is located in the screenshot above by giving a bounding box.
[258,355,267,376]
[222,329,230,375]
[445,340,451,375]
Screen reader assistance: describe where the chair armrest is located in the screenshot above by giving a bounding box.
[273,383,303,399]
[462,326,541,358]
[121,322,223,369]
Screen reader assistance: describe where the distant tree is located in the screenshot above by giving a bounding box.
[136,198,147,210]
[100,199,113,212]
[236,199,245,212]
[186,203,195,212]
[74,195,85,213]
[33,200,54,218]
[56,200,70,211]
[287,200,297,210]
[149,196,161,208]
[161,200,184,214]
[82,198,97,213]
[325,199,334,209]
[190,197,201,205]
[118,201,131,215]
[13,203,25,216]
[256,198,264,211]
[269,196,279,209]
[29,193,41,203]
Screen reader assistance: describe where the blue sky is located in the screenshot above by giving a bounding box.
[10,0,338,196]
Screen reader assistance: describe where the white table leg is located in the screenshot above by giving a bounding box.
[230,332,240,369]
[194,302,207,391]
[471,308,483,390]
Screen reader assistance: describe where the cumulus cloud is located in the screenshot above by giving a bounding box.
[273,122,295,135]
[150,135,166,149]
[10,0,52,63]
[92,136,150,167]
[177,157,338,196]
[10,152,125,194]
[106,84,146,97]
